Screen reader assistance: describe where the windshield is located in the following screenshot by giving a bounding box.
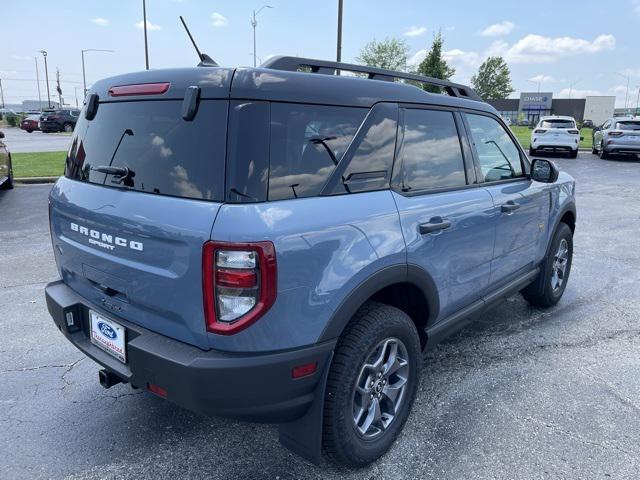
[65,99,227,201]
[615,121,640,131]
[540,119,575,129]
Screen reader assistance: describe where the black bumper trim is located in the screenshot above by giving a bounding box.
[45,280,335,423]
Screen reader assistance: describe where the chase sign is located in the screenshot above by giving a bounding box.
[519,92,553,112]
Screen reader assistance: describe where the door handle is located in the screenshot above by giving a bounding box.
[500,201,520,213]
[419,219,451,235]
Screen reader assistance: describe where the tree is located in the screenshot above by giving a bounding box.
[471,56,514,100]
[416,30,455,93]
[356,37,410,72]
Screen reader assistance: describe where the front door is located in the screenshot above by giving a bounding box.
[464,112,550,285]
[392,108,496,321]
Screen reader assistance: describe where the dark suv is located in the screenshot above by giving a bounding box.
[39,108,81,133]
[45,57,576,467]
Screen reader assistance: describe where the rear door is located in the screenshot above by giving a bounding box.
[50,97,229,349]
[391,107,495,320]
[463,112,549,285]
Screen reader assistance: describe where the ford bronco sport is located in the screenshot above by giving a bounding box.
[45,56,576,467]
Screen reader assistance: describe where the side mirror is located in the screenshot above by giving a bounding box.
[531,158,559,183]
[0,131,4,139]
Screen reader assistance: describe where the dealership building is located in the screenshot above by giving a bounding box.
[488,92,616,126]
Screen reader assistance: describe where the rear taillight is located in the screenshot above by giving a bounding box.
[202,241,277,335]
[568,129,580,135]
[609,131,623,137]
[534,129,547,134]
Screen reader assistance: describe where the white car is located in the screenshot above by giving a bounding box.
[530,116,582,158]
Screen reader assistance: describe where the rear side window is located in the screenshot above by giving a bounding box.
[65,100,227,201]
[396,109,466,192]
[466,113,523,183]
[268,103,366,200]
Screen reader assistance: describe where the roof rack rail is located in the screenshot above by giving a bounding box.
[260,56,482,102]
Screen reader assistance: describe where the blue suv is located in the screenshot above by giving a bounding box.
[45,57,576,467]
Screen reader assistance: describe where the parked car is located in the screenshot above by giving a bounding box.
[530,116,582,158]
[39,109,81,133]
[0,131,14,190]
[582,119,594,128]
[518,119,530,127]
[592,117,640,159]
[45,57,576,467]
[20,114,41,133]
[501,116,512,126]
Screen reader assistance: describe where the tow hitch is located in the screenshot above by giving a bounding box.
[98,369,124,389]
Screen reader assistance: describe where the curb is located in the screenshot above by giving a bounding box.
[15,176,59,184]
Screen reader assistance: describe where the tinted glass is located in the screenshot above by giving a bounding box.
[541,119,575,129]
[65,100,227,201]
[397,109,466,192]
[616,121,640,131]
[466,113,523,182]
[331,103,398,194]
[268,103,366,200]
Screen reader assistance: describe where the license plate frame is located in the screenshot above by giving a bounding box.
[90,310,127,363]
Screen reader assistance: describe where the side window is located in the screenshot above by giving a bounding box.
[397,109,467,192]
[465,113,524,183]
[268,103,366,200]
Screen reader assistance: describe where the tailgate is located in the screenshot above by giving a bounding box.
[49,91,229,349]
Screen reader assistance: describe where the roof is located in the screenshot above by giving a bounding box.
[539,115,576,121]
[89,65,496,114]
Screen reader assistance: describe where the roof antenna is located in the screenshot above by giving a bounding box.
[179,16,218,67]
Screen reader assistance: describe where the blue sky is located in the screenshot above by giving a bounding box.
[2,0,640,108]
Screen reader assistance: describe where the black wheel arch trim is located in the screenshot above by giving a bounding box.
[318,263,440,343]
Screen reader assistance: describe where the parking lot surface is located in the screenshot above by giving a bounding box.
[0,127,71,153]
[1,152,639,479]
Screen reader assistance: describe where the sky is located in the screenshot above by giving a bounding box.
[2,0,640,108]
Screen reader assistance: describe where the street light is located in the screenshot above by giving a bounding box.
[616,72,630,114]
[40,50,51,108]
[34,56,42,110]
[567,79,581,99]
[251,5,272,68]
[635,85,640,117]
[82,49,114,96]
[527,78,542,93]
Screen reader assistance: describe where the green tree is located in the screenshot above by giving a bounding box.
[356,37,410,72]
[471,56,514,100]
[416,30,456,93]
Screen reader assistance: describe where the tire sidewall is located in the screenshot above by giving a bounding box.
[325,306,421,466]
[542,223,573,303]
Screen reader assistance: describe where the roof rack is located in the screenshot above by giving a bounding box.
[260,56,482,102]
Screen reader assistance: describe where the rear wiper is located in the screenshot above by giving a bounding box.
[92,165,129,176]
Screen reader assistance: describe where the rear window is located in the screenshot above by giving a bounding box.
[65,100,227,201]
[268,103,367,200]
[540,119,575,129]
[615,121,640,131]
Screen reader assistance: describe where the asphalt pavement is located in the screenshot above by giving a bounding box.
[0,127,72,153]
[1,152,640,479]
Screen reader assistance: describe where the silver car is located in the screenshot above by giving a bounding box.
[592,117,640,159]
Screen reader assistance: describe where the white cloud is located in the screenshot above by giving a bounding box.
[529,74,555,83]
[557,88,602,98]
[135,20,162,31]
[501,34,615,63]
[211,13,228,28]
[480,21,515,37]
[404,26,427,37]
[92,18,109,26]
[407,49,427,67]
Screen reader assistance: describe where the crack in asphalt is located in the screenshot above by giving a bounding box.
[0,357,85,375]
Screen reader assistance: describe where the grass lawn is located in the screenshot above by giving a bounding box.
[12,151,66,178]
[510,126,593,150]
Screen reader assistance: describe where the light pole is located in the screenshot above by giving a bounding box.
[251,5,272,67]
[82,49,114,96]
[635,85,640,117]
[40,50,51,108]
[527,79,542,93]
[336,0,343,63]
[616,72,630,114]
[34,56,42,110]
[567,79,581,99]
[143,0,149,69]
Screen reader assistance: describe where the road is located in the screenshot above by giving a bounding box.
[1,153,639,479]
[0,127,72,153]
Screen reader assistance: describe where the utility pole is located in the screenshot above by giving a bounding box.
[56,69,62,107]
[336,0,343,63]
[41,50,51,108]
[35,56,42,110]
[0,79,4,109]
[636,85,640,117]
[143,0,149,69]
[568,79,581,99]
[82,49,114,96]
[251,5,272,68]
[617,72,630,114]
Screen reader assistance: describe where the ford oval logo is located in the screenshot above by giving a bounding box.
[98,321,117,340]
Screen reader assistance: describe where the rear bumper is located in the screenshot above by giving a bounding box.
[45,279,335,423]
[531,141,578,151]
[604,144,640,154]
